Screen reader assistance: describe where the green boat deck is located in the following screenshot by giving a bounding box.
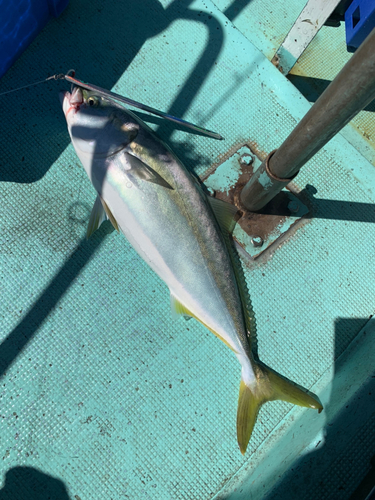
[0,1,374,499]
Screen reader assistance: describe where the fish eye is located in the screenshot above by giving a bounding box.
[87,96,99,107]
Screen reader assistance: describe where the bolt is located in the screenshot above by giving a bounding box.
[241,154,254,166]
[288,200,299,213]
[250,235,263,247]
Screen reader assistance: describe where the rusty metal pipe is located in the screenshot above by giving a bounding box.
[240,27,375,212]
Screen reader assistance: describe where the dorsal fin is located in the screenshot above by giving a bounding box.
[230,243,257,341]
[206,195,238,235]
[234,252,256,351]
[207,195,256,341]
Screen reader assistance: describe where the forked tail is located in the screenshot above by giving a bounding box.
[237,363,323,454]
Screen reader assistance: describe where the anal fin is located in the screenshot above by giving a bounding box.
[170,293,194,321]
[170,291,236,351]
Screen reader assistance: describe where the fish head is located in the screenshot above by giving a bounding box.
[60,86,139,159]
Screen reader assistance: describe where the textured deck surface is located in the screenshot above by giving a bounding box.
[213,0,375,165]
[0,1,375,499]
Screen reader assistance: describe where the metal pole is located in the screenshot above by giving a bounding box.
[240,27,375,212]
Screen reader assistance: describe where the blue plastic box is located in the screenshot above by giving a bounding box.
[0,0,69,79]
[345,0,375,51]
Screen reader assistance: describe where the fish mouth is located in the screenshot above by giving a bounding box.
[60,87,84,119]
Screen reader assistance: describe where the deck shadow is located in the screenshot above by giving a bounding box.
[260,317,375,500]
[0,466,70,500]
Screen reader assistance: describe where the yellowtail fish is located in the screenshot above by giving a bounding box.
[60,87,322,454]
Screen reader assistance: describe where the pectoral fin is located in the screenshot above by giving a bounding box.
[87,195,108,239]
[125,153,174,190]
[100,197,120,233]
[86,194,119,239]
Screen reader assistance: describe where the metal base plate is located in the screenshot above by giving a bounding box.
[204,145,308,258]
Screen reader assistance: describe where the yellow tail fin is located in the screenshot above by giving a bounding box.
[237,364,323,454]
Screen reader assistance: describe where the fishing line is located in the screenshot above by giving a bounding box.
[0,74,61,96]
[0,70,224,140]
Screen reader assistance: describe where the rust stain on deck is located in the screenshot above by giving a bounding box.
[211,142,292,243]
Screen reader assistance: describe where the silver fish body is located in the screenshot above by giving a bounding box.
[61,88,322,454]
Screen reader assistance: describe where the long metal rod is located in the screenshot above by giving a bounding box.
[241,27,375,212]
[64,74,224,140]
